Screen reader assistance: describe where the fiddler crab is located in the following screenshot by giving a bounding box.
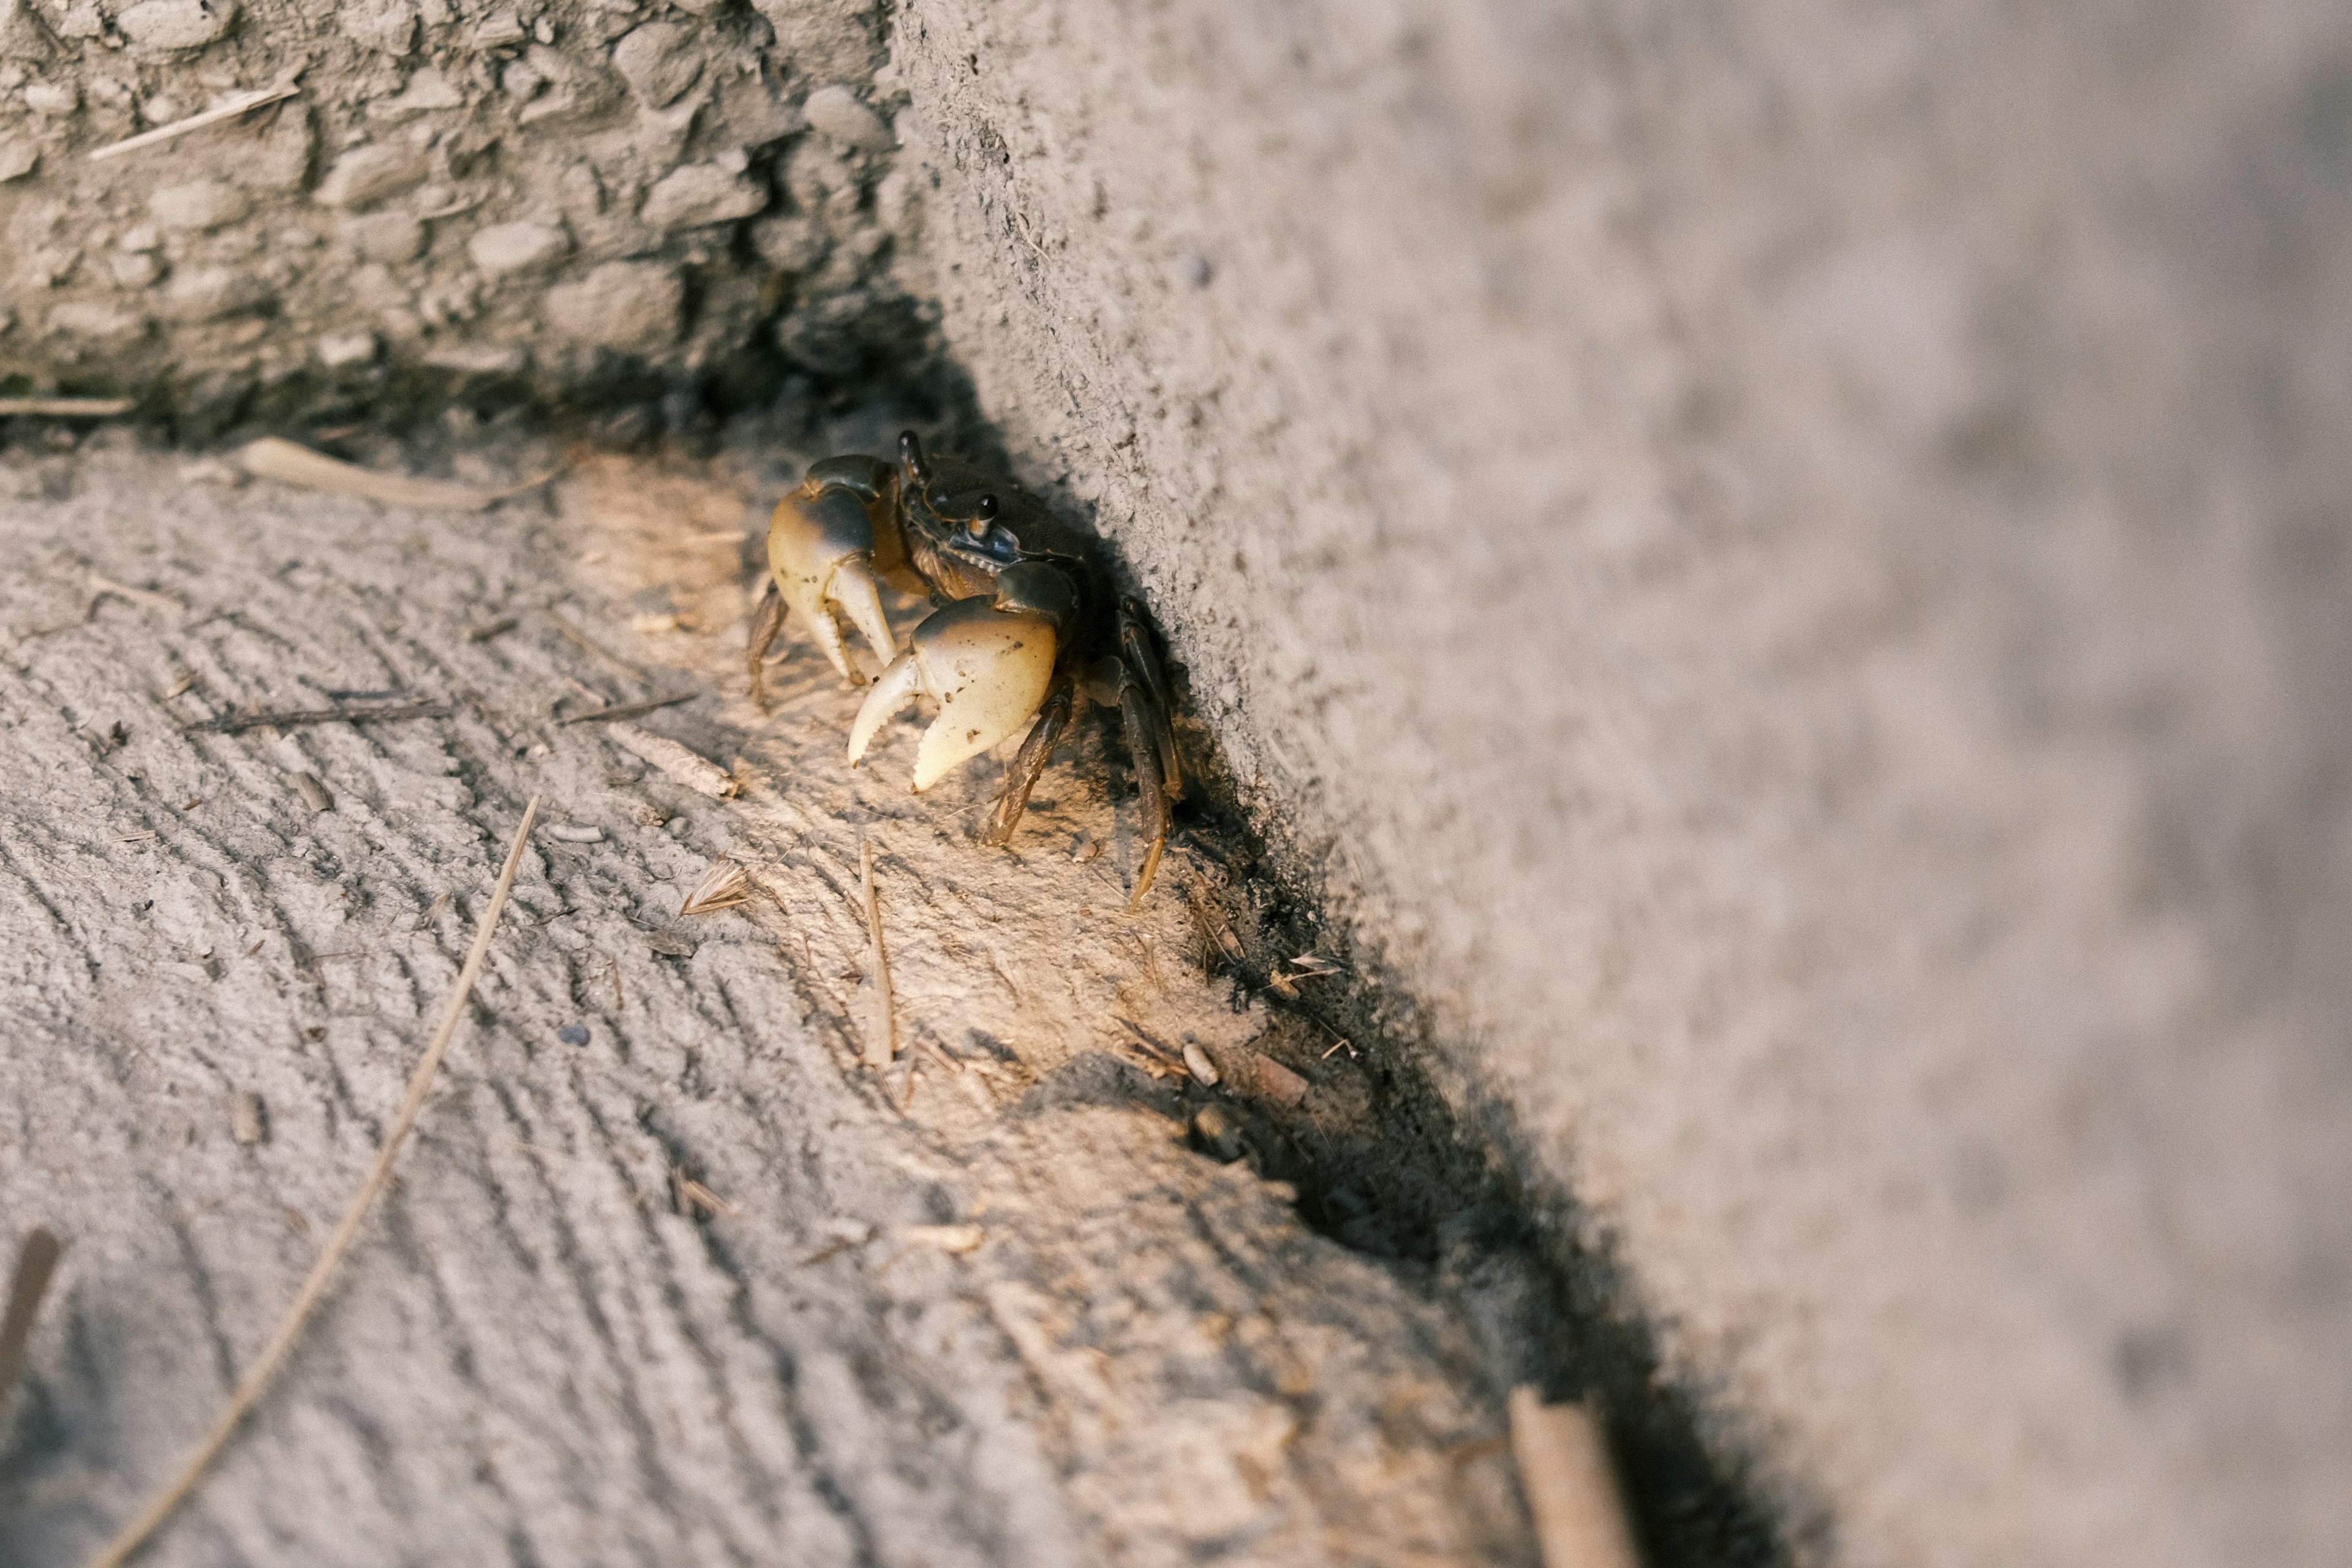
[748,431,1184,905]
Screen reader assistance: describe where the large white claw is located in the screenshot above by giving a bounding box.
[846,598,1058,791]
[767,487,896,682]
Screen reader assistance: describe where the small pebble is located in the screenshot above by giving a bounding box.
[542,822,606,843]
[646,929,697,959]
[803,83,893,151]
[1182,1041,1221,1086]
[557,1023,590,1046]
[292,771,333,812]
[232,1090,268,1145]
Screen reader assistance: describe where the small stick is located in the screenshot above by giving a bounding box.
[88,574,185,616]
[858,838,894,1069]
[679,859,757,916]
[87,78,301,162]
[181,702,450,736]
[238,437,557,513]
[556,691,696,726]
[0,397,136,417]
[80,796,541,1568]
[0,1227,64,1427]
[545,611,660,687]
[604,722,737,799]
[1507,1389,1644,1568]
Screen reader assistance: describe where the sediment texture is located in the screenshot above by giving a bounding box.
[0,0,911,405]
[888,3,2352,1566]
[0,443,1534,1565]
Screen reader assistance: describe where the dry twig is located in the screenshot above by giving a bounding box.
[0,397,136,417]
[605,722,737,798]
[1507,1389,1644,1568]
[80,796,541,1568]
[88,573,185,616]
[87,78,302,162]
[546,609,660,685]
[181,701,450,735]
[858,838,895,1070]
[238,437,556,512]
[557,690,696,725]
[1,1227,63,1427]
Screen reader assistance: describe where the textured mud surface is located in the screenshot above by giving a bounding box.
[0,432,1586,1565]
[0,0,917,418]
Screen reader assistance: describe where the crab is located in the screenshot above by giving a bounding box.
[748,431,1183,905]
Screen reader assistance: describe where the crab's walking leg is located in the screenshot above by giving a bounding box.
[1117,679,1172,908]
[745,578,785,707]
[1117,597,1182,797]
[983,672,1077,848]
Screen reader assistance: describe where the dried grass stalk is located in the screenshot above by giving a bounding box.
[238,437,554,513]
[0,1227,63,1426]
[87,79,301,162]
[0,398,136,417]
[81,796,541,1568]
[858,839,895,1069]
[1507,1389,1644,1568]
[680,859,757,915]
[605,722,739,799]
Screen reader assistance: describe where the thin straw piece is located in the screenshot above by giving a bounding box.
[1507,1389,1645,1568]
[0,398,136,417]
[238,437,555,512]
[0,1227,64,1425]
[81,796,541,1568]
[87,80,302,162]
[859,837,895,1069]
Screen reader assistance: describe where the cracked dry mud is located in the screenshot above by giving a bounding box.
[0,434,1541,1566]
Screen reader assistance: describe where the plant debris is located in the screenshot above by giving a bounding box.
[604,722,737,798]
[86,78,303,164]
[1509,1389,1644,1568]
[0,398,137,418]
[557,690,698,725]
[679,858,758,916]
[857,837,895,1070]
[1,1227,63,1428]
[79,797,541,1568]
[181,701,451,735]
[238,438,556,513]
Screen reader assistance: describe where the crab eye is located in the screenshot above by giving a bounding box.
[977,493,1000,520]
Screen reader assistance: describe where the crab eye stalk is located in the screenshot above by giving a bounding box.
[899,429,930,484]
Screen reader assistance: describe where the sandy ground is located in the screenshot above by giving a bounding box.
[0,434,1546,1566]
[6,2,2351,1564]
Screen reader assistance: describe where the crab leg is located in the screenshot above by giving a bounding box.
[1117,597,1182,798]
[745,578,786,707]
[1117,678,1172,908]
[983,673,1077,848]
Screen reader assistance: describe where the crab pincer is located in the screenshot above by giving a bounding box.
[848,598,1060,790]
[757,459,902,685]
[753,432,1187,906]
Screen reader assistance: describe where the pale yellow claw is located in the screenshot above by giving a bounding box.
[766,486,896,681]
[846,598,1058,791]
